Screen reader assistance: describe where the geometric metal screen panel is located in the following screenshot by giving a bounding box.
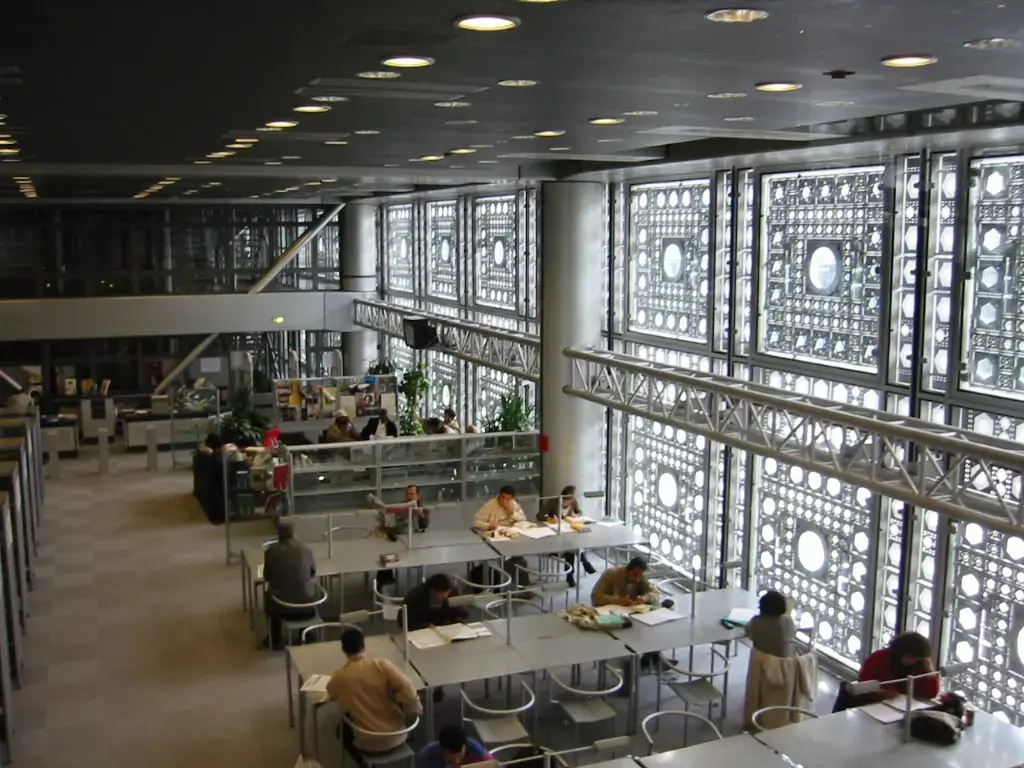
[628,179,712,343]
[386,204,415,294]
[427,351,461,416]
[473,194,519,312]
[524,188,539,319]
[962,155,1024,400]
[758,166,886,373]
[752,369,882,664]
[388,337,417,374]
[892,157,922,386]
[426,200,460,301]
[925,154,959,393]
[625,343,714,571]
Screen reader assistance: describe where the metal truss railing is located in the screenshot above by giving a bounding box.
[564,347,1024,535]
[353,299,540,382]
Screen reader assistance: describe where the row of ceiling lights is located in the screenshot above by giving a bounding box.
[0,113,22,163]
[12,175,34,199]
[134,176,183,199]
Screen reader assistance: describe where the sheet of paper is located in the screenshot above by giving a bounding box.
[885,695,938,712]
[436,623,479,642]
[860,702,905,723]
[465,622,492,637]
[723,607,756,625]
[512,521,536,530]
[300,673,331,693]
[407,628,448,649]
[595,604,638,617]
[631,607,685,626]
[515,525,557,540]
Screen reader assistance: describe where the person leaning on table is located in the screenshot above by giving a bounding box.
[833,630,939,712]
[472,486,529,588]
[328,626,422,763]
[592,557,660,669]
[538,485,596,588]
[402,574,469,703]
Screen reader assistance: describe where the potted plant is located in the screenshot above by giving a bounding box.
[483,390,535,438]
[215,385,271,447]
[398,364,430,436]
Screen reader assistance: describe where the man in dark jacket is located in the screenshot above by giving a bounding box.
[537,485,596,587]
[262,523,318,650]
[402,573,468,631]
[361,408,399,440]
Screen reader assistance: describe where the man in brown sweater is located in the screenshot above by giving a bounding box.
[591,557,658,607]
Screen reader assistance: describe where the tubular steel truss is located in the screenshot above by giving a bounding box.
[565,347,1024,535]
[353,299,540,382]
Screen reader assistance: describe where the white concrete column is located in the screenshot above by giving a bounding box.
[341,202,380,376]
[540,182,607,497]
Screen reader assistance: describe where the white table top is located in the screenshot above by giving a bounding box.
[485,523,642,558]
[288,635,425,690]
[640,733,791,768]
[612,587,755,655]
[398,619,535,687]
[576,759,639,768]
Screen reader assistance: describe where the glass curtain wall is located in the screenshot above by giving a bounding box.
[380,190,538,430]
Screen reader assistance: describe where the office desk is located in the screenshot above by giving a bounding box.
[640,733,791,768]
[485,523,643,560]
[288,635,424,757]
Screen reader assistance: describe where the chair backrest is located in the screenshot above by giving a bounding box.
[462,681,536,719]
[343,713,420,738]
[751,706,819,732]
[270,583,328,611]
[483,597,546,620]
[641,711,722,754]
[550,663,623,698]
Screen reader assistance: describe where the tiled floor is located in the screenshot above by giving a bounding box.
[15,448,840,767]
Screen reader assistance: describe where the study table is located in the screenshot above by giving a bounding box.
[639,733,792,768]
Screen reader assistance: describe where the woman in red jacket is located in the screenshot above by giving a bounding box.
[834,631,938,711]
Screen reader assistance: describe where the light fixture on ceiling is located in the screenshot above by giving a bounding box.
[449,148,477,154]
[623,110,658,116]
[723,116,754,121]
[166,177,182,181]
[755,81,802,92]
[597,138,623,143]
[226,143,252,149]
[445,119,478,126]
[479,159,499,164]
[207,151,235,158]
[512,135,537,140]
[420,155,444,161]
[590,117,625,125]
[435,101,472,108]
[964,37,1021,49]
[311,95,350,102]
[456,15,521,32]
[207,182,221,187]
[0,149,19,155]
[816,100,856,107]
[281,155,302,160]
[354,130,381,135]
[550,147,571,151]
[194,160,211,164]
[235,137,259,143]
[265,161,282,165]
[0,139,15,146]
[266,120,299,128]
[470,144,494,149]
[534,129,565,137]
[256,126,282,132]
[357,70,402,80]
[381,55,434,68]
[272,316,285,324]
[707,91,747,99]
[880,54,937,68]
[705,8,769,23]
[325,140,349,146]
[498,79,537,87]
[304,181,322,186]
[294,104,331,114]
[321,178,338,183]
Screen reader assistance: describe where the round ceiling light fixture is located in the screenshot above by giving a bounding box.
[207,151,235,158]
[434,101,472,108]
[705,8,769,23]
[707,91,747,99]
[358,71,402,80]
[0,139,15,146]
[470,144,494,149]
[623,110,658,116]
[590,117,625,125]
[449,148,477,154]
[264,161,282,165]
[293,105,331,113]
[498,79,538,87]
[0,148,19,155]
[226,143,252,149]
[723,116,754,121]
[478,159,499,164]
[266,120,298,128]
[354,130,381,135]
[381,56,435,68]
[534,129,566,137]
[755,81,802,92]
[549,146,571,151]
[311,95,350,102]
[281,155,302,160]
[456,15,521,32]
[325,140,349,146]
[272,316,285,324]
[193,160,211,165]
[964,37,1021,49]
[420,155,444,161]
[816,100,856,107]
[235,137,259,143]
[881,54,937,68]
[512,135,538,140]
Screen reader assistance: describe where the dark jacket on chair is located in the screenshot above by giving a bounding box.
[263,539,317,615]
[402,581,468,631]
[361,417,399,441]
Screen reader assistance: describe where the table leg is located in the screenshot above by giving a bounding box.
[287,651,295,728]
[426,686,434,736]
[299,689,307,756]
[629,654,640,735]
[241,560,248,612]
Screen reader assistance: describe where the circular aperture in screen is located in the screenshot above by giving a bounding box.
[807,244,840,294]
[663,242,684,280]
[797,529,827,573]
[493,239,506,266]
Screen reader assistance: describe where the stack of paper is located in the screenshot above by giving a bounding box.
[300,673,331,694]
[632,607,685,626]
[516,526,556,540]
[465,622,492,638]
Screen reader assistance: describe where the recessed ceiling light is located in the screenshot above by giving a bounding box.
[498,79,538,87]
[755,81,802,92]
[321,178,338,183]
[357,71,402,80]
[534,130,565,137]
[0,149,19,155]
[550,147,571,151]
[226,143,252,149]
[964,37,1021,49]
[304,181,322,186]
[512,135,538,140]
[445,119,478,126]
[325,140,349,146]
[384,163,400,168]
[881,54,937,68]
[266,120,299,128]
[705,8,769,23]
[281,155,302,160]
[294,105,331,113]
[590,117,625,125]
[470,144,494,149]
[272,316,285,324]
[235,137,259,143]
[479,159,499,164]
[311,95,350,102]
[256,127,282,132]
[449,148,477,154]
[420,155,444,161]
[597,138,623,143]
[194,160,211,164]
[354,130,381,135]
[816,100,856,107]
[0,139,15,146]
[723,116,754,121]
[207,182,221,187]
[207,151,235,158]
[456,15,521,32]
[623,110,658,116]
[265,161,282,165]
[381,56,434,68]
[435,101,472,108]
[707,92,747,99]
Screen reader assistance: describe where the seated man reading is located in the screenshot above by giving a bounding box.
[538,484,596,588]
[472,486,529,588]
[591,556,658,608]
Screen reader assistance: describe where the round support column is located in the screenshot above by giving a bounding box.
[540,181,606,497]
[341,202,380,376]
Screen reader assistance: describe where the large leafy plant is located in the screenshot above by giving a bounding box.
[399,364,430,436]
[484,391,535,433]
[216,385,271,447]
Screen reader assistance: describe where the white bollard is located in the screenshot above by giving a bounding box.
[45,431,61,479]
[98,427,110,475]
[146,426,158,471]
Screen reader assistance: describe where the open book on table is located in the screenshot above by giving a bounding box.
[506,522,556,539]
[408,622,491,649]
[859,695,939,723]
[631,607,684,626]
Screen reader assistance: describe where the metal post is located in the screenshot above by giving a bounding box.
[146,426,158,471]
[45,431,61,479]
[153,202,345,394]
[97,427,110,475]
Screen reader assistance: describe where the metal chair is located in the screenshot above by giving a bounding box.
[483,597,546,619]
[489,743,569,768]
[461,681,536,747]
[654,645,731,743]
[341,714,420,768]
[515,556,574,611]
[641,711,722,755]
[270,584,329,648]
[373,577,406,622]
[550,662,624,745]
[750,706,819,732]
